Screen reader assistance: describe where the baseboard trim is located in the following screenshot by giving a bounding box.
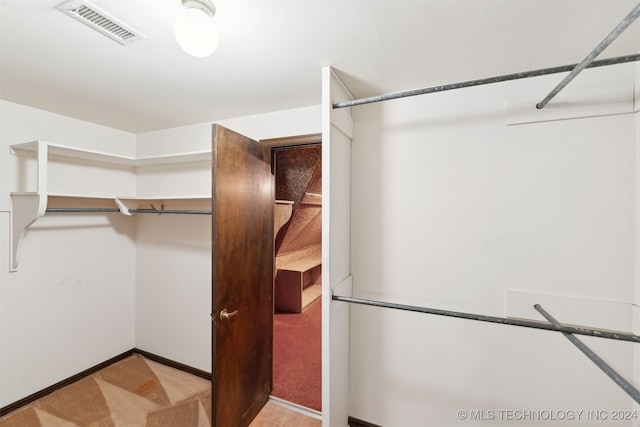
[134,348,212,381]
[0,349,135,417]
[269,395,322,419]
[349,415,383,427]
[0,348,212,417]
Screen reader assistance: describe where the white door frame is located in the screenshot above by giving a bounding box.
[321,66,354,427]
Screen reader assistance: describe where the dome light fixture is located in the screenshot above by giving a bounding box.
[174,0,219,58]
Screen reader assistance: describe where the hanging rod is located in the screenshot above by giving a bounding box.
[46,208,212,215]
[131,208,212,215]
[537,3,640,109]
[535,304,640,404]
[332,295,640,343]
[332,53,640,109]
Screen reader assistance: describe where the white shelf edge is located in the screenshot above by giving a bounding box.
[10,191,40,196]
[47,193,211,200]
[11,141,211,166]
[124,195,211,200]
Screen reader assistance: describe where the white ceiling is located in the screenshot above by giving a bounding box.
[1,0,639,134]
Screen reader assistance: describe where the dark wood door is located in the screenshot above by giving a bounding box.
[212,125,274,427]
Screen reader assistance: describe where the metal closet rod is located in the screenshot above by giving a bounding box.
[332,295,640,343]
[332,53,640,109]
[46,208,212,215]
[534,304,640,404]
[537,2,640,109]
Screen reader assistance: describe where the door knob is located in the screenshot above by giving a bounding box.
[219,309,239,321]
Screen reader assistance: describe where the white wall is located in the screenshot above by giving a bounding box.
[135,105,322,158]
[0,101,137,407]
[133,200,212,371]
[134,106,322,372]
[349,65,638,426]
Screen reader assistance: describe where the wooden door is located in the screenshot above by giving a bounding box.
[212,125,274,427]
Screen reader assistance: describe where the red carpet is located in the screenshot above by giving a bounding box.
[272,298,322,411]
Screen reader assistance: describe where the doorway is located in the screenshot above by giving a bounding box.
[263,135,322,413]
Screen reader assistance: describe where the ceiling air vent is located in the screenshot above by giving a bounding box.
[57,0,145,45]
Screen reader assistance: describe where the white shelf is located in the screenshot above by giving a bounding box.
[44,193,211,200]
[11,141,211,166]
[9,140,212,271]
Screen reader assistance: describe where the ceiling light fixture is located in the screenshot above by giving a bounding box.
[174,0,219,58]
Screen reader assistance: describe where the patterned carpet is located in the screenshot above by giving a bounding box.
[0,354,212,427]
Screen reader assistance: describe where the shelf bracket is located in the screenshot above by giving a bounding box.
[114,198,134,216]
[10,141,48,271]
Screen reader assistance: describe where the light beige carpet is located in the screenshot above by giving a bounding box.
[0,354,211,427]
